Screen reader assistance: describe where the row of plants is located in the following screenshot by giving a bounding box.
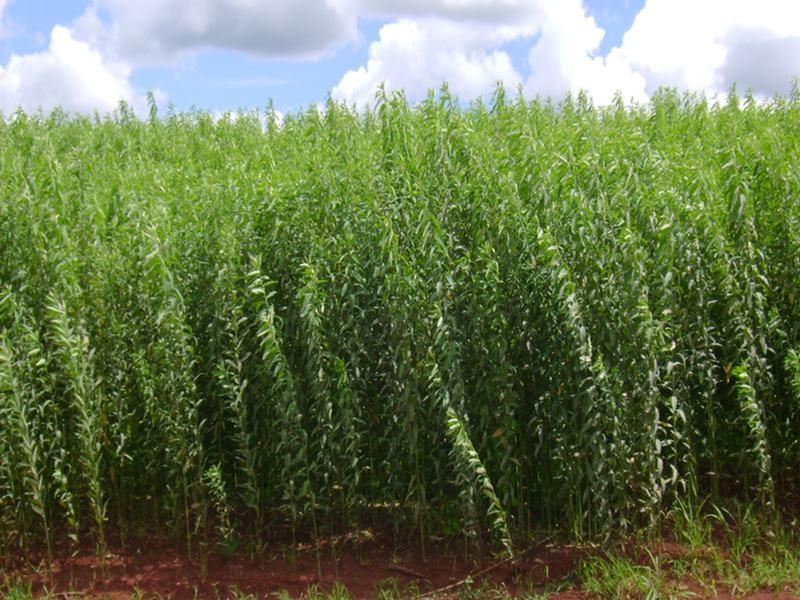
[1,87,799,562]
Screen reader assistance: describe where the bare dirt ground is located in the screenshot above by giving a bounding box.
[2,531,579,599]
[2,531,799,598]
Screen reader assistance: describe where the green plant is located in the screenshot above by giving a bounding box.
[580,553,673,599]
[202,463,235,552]
[1,85,799,559]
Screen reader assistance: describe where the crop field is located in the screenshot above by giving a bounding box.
[1,88,800,596]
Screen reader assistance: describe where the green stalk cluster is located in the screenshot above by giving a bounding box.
[1,87,800,558]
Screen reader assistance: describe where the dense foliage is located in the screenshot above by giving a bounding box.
[1,87,799,561]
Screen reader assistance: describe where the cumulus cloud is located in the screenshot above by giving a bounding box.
[75,0,356,64]
[616,0,800,97]
[73,0,542,65]
[73,0,549,67]
[524,0,647,104]
[334,0,647,107]
[719,29,800,97]
[356,0,543,24]
[0,25,139,115]
[4,0,800,116]
[335,0,800,108]
[332,18,526,107]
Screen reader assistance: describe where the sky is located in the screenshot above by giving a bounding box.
[0,0,799,116]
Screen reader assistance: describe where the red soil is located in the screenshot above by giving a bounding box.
[2,532,798,598]
[2,531,581,599]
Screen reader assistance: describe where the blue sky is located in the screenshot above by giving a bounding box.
[0,0,798,115]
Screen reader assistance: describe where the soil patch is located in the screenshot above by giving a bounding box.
[1,532,580,598]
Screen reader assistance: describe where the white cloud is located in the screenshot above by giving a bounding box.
[720,28,800,97]
[4,0,800,116]
[616,0,800,97]
[335,0,800,108]
[524,0,647,104]
[332,18,526,108]
[0,25,139,115]
[72,0,548,67]
[76,0,356,64]
[356,0,543,24]
[334,0,648,107]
